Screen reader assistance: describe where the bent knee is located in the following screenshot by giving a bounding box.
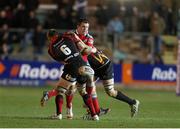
[105,87,117,97]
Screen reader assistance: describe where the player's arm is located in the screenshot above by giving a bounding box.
[74,32,97,54]
[65,31,93,55]
[76,39,93,55]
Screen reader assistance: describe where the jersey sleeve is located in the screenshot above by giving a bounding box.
[86,34,94,48]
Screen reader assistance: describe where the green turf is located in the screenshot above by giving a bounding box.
[0,85,180,128]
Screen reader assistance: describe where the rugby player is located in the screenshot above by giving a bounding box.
[40,29,99,120]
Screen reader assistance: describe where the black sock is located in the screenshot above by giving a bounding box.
[115,91,136,105]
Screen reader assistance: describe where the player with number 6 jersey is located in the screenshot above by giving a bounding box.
[40,29,99,121]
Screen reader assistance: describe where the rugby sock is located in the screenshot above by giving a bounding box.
[82,94,96,116]
[116,91,136,105]
[86,86,100,114]
[48,89,58,99]
[92,94,100,114]
[66,94,73,108]
[86,86,93,94]
[86,87,100,114]
[55,95,63,115]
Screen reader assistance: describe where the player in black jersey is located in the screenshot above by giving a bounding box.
[40,29,99,120]
[79,49,140,118]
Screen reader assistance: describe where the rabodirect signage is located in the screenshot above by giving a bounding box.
[132,64,176,82]
[0,60,122,86]
[0,60,63,86]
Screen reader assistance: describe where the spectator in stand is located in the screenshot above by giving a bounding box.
[95,3,108,28]
[32,24,45,60]
[73,0,88,19]
[131,6,140,32]
[150,12,165,62]
[107,15,124,49]
[19,10,39,52]
[106,1,120,20]
[13,3,28,28]
[162,7,174,35]
[0,0,19,10]
[55,8,72,29]
[151,0,163,15]
[0,10,9,27]
[54,0,73,10]
[23,0,39,12]
[27,11,39,29]
[140,11,151,32]
[44,12,57,29]
[4,6,14,27]
[139,11,151,48]
[0,24,13,59]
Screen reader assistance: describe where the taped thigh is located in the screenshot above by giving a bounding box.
[79,66,95,88]
[78,66,94,76]
[103,79,117,97]
[56,86,68,95]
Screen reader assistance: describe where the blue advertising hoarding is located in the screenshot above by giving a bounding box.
[0,60,122,86]
[132,64,176,82]
[0,60,63,86]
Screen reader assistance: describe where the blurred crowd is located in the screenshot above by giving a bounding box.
[0,0,179,63]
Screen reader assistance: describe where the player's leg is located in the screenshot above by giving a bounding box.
[65,85,77,119]
[52,76,76,120]
[89,86,100,114]
[40,89,59,107]
[102,78,139,117]
[77,73,110,117]
[78,66,99,120]
[88,86,110,116]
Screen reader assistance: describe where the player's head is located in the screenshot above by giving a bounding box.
[76,18,89,35]
[47,29,59,43]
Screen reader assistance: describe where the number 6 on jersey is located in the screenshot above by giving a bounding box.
[60,45,71,55]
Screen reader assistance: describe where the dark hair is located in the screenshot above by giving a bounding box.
[77,18,89,25]
[47,29,58,38]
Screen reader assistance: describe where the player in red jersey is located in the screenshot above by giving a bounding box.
[64,19,110,119]
[66,19,140,119]
[42,19,109,120]
[74,18,110,116]
[40,29,99,120]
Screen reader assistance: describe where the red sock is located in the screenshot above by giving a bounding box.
[82,94,96,116]
[55,95,63,115]
[86,86,93,94]
[48,89,58,99]
[87,87,100,114]
[92,96,100,114]
[66,94,73,108]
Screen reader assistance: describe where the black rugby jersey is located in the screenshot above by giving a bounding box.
[48,37,82,64]
[88,50,110,70]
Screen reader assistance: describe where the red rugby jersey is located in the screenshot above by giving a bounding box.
[76,32,94,62]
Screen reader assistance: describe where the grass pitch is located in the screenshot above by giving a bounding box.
[0,85,180,128]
